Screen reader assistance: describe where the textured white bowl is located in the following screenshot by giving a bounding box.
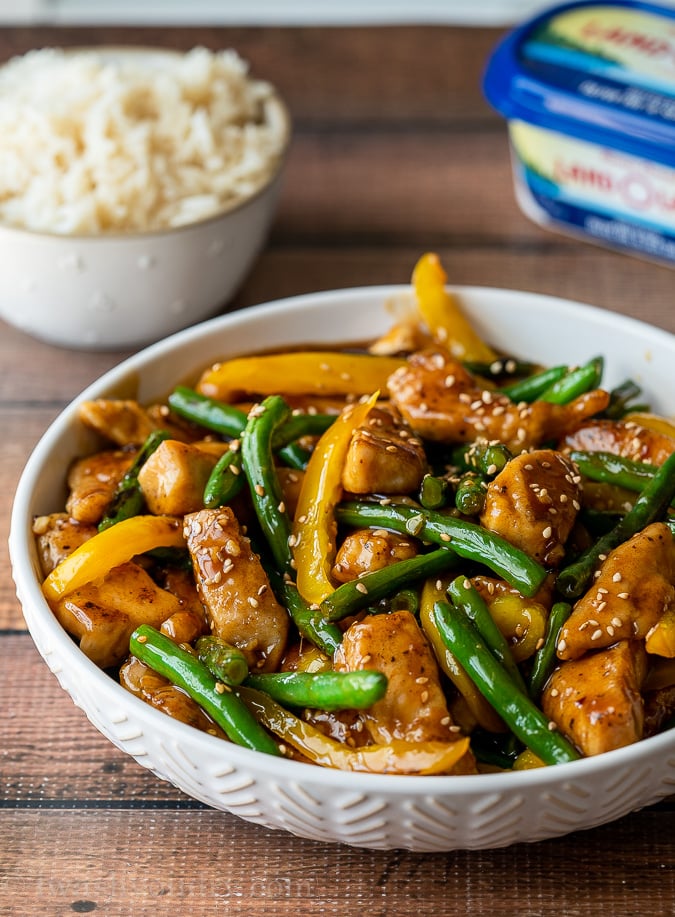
[10,285,675,851]
[0,49,291,350]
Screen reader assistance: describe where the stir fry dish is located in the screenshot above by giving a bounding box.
[35,253,675,776]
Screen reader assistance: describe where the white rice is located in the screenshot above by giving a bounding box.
[0,46,288,234]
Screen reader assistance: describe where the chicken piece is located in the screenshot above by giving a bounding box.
[184,507,289,671]
[479,449,582,567]
[51,561,182,669]
[332,528,418,583]
[368,317,432,356]
[78,399,158,447]
[335,610,476,773]
[557,522,675,660]
[387,350,609,452]
[65,449,136,524]
[341,405,427,495]
[561,418,675,466]
[542,640,647,756]
[137,439,228,516]
[32,513,97,576]
[157,567,208,644]
[120,656,225,736]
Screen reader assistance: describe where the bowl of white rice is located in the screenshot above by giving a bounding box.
[0,45,291,349]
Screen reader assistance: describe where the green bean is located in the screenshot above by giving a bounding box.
[244,670,387,711]
[419,473,448,510]
[168,386,248,437]
[169,386,334,469]
[203,446,245,508]
[130,625,279,755]
[454,472,487,516]
[538,356,604,405]
[321,548,459,623]
[570,450,664,496]
[196,635,249,686]
[604,379,647,420]
[528,601,572,700]
[266,567,342,658]
[431,601,579,765]
[500,364,568,402]
[557,450,675,599]
[447,574,528,693]
[99,429,172,531]
[241,395,295,575]
[385,587,420,615]
[450,441,512,477]
[336,500,548,597]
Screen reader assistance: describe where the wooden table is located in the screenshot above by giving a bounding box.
[2,23,675,917]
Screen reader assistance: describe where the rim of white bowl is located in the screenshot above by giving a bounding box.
[10,283,675,797]
[0,46,291,242]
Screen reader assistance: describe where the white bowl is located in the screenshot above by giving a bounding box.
[9,285,675,851]
[0,48,291,350]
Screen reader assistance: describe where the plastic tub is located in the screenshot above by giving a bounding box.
[483,0,675,265]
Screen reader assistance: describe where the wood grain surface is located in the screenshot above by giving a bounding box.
[2,24,675,917]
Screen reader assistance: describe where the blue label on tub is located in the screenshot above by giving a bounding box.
[521,162,675,261]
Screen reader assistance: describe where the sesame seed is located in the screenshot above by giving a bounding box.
[214,682,226,694]
[618,592,630,599]
[542,526,552,539]
[248,597,259,608]
[136,635,148,644]
[361,654,372,665]
[591,629,603,641]
[550,688,559,697]
[278,501,286,513]
[607,626,615,637]
[440,532,451,542]
[255,484,265,497]
[558,639,567,652]
[415,676,429,685]
[612,572,622,582]
[355,582,368,594]
[440,715,452,726]
[611,617,622,628]
[420,691,429,704]
[548,721,558,731]
[278,744,288,755]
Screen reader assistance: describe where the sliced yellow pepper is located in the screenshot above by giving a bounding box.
[412,252,498,363]
[624,412,675,442]
[419,576,506,734]
[512,748,545,770]
[239,686,470,775]
[646,607,675,658]
[196,352,405,402]
[42,514,184,603]
[487,593,548,663]
[292,393,378,606]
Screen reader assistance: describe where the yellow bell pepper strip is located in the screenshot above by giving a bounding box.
[412,252,498,363]
[486,593,548,664]
[42,514,184,603]
[624,412,675,442]
[420,576,506,734]
[195,352,405,402]
[292,393,378,606]
[238,686,470,775]
[646,607,675,657]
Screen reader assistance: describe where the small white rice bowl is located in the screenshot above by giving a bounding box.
[0,46,290,348]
